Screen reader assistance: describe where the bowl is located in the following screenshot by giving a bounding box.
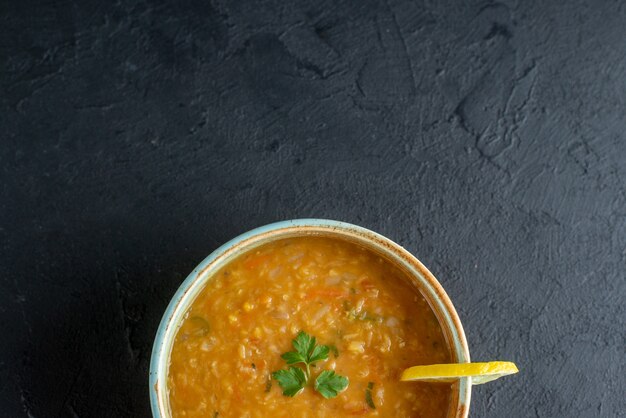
[149,219,471,417]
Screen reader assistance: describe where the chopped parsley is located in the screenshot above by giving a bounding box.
[365,381,376,409]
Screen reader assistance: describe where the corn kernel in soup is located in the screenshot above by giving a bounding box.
[168,237,452,417]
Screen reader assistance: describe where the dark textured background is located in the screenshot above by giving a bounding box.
[1,0,625,417]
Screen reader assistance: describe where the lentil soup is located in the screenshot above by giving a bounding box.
[168,237,452,417]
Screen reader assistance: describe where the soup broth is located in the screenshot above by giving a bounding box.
[168,237,452,417]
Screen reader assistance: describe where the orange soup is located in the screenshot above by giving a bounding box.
[168,237,452,417]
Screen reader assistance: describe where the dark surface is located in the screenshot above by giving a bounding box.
[1,0,625,417]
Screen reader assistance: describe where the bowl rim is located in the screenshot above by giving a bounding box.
[149,219,471,417]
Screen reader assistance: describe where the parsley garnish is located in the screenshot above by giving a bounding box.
[271,331,349,399]
[281,331,330,377]
[272,366,307,397]
[315,370,350,399]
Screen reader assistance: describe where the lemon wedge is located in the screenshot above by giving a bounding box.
[400,361,519,385]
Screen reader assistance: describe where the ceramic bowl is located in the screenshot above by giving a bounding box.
[149,219,471,417]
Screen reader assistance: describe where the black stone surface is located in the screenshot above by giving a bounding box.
[1,0,625,417]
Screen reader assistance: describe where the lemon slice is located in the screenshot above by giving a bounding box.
[400,362,519,385]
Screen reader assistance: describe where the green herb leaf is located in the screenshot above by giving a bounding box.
[273,332,348,399]
[283,331,329,366]
[281,351,307,365]
[189,316,211,337]
[292,331,316,359]
[308,344,330,364]
[314,370,349,399]
[272,367,307,397]
[365,382,376,409]
[361,313,383,323]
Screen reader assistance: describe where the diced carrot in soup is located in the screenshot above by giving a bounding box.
[168,237,452,417]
